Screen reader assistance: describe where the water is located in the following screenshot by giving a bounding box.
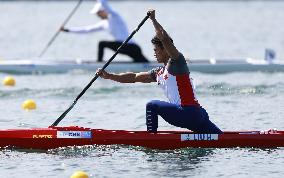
[1,71,284,177]
[1,1,284,178]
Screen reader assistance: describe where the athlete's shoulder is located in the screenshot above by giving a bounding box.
[167,53,189,75]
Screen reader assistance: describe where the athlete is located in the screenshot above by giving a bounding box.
[96,9,222,134]
[61,0,149,63]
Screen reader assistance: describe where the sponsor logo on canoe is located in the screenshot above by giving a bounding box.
[33,135,53,138]
[57,131,92,138]
[181,134,218,141]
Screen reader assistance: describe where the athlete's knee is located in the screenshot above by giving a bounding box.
[200,109,222,134]
[209,122,223,134]
[146,100,161,111]
[199,121,223,134]
[98,41,108,48]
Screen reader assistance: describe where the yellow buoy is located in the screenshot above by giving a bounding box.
[22,99,37,110]
[3,76,16,86]
[70,171,89,178]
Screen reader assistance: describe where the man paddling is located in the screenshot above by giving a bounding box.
[61,0,149,63]
[97,10,222,134]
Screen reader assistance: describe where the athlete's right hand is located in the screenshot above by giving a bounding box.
[60,26,69,32]
[96,68,110,79]
[147,9,155,20]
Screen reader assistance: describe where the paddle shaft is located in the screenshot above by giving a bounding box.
[39,0,83,57]
[51,14,150,127]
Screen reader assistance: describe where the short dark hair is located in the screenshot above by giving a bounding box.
[151,35,173,49]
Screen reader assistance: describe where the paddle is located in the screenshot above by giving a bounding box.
[50,13,150,127]
[39,0,83,57]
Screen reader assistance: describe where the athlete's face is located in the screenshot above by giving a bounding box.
[97,10,108,19]
[153,45,169,63]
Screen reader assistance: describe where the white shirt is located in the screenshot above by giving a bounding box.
[150,54,200,106]
[67,0,134,43]
[156,68,199,106]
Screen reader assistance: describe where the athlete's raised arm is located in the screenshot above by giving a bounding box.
[148,9,180,60]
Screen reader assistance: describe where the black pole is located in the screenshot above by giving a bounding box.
[39,0,83,57]
[51,14,150,127]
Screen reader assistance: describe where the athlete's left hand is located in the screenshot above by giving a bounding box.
[96,68,111,79]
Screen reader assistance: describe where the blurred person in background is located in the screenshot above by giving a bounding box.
[61,0,149,63]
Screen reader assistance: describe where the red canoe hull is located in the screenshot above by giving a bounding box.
[1,126,284,150]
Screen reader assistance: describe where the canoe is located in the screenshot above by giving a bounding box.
[0,58,284,74]
[0,126,283,150]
